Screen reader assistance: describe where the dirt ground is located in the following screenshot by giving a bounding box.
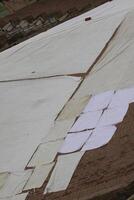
[27,103,134,200]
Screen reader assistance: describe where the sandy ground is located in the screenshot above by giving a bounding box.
[27,103,134,200]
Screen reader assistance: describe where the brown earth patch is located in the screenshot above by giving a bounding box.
[27,103,134,200]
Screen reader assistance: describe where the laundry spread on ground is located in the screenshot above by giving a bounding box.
[44,152,85,194]
[70,110,103,132]
[1,0,134,199]
[24,163,55,190]
[60,87,133,155]
[98,105,129,126]
[59,130,92,154]
[0,170,32,198]
[27,140,63,167]
[83,90,114,112]
[82,126,117,151]
[109,87,134,108]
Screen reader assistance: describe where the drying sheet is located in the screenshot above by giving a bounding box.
[0,170,32,199]
[42,118,76,143]
[80,11,134,95]
[1,193,28,200]
[0,14,124,81]
[109,87,134,108]
[82,125,117,151]
[27,140,63,167]
[59,130,92,154]
[70,110,103,132]
[0,173,9,190]
[98,105,129,126]
[0,76,80,172]
[44,151,85,194]
[24,163,54,190]
[83,90,114,112]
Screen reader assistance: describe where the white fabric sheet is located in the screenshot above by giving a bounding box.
[0,14,123,81]
[58,95,90,121]
[82,125,117,151]
[109,87,134,108]
[98,105,129,127]
[80,11,134,95]
[0,76,80,172]
[0,170,32,199]
[0,173,9,190]
[11,193,28,200]
[24,163,54,190]
[70,110,103,132]
[1,193,28,200]
[44,151,84,194]
[83,90,114,112]
[27,140,63,167]
[59,130,92,154]
[42,118,76,143]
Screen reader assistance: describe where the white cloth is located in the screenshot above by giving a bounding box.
[59,130,92,154]
[42,118,76,143]
[24,163,54,190]
[82,125,117,151]
[0,170,32,199]
[79,11,134,95]
[98,105,129,126]
[70,110,103,132]
[109,87,134,108]
[0,76,80,172]
[0,173,9,190]
[0,14,123,81]
[44,152,85,194]
[27,140,63,167]
[1,193,28,200]
[83,90,114,112]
